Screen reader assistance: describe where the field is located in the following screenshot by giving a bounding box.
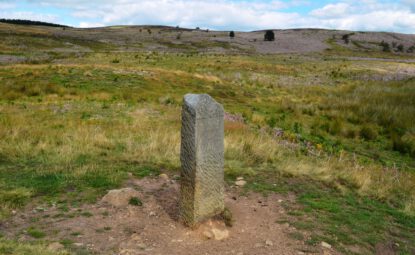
[0,23,415,254]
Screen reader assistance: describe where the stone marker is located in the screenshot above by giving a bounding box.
[180,94,225,226]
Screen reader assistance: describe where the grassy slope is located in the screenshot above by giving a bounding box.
[0,24,415,254]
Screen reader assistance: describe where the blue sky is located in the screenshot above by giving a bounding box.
[1,0,415,33]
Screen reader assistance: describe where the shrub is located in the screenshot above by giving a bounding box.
[396,44,404,52]
[229,31,235,38]
[407,45,415,53]
[380,41,390,52]
[342,34,350,44]
[264,30,275,41]
[392,133,415,157]
[360,125,378,141]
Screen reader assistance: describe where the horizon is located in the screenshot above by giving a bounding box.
[1,1,415,34]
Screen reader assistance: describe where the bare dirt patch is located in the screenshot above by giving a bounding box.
[1,176,338,255]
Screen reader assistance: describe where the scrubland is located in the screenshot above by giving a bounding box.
[0,24,415,254]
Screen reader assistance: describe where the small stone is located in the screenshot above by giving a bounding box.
[321,241,332,249]
[254,243,263,248]
[149,211,156,217]
[159,173,169,180]
[265,240,273,246]
[236,177,244,181]
[203,230,214,239]
[74,243,84,247]
[235,180,247,187]
[47,242,64,251]
[130,234,141,241]
[101,188,140,208]
[137,243,147,250]
[278,199,283,203]
[297,252,305,255]
[211,228,229,241]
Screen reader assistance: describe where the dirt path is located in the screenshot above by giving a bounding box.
[2,176,338,255]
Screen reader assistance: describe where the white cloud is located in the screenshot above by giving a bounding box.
[79,21,105,28]
[1,0,415,33]
[310,3,351,18]
[0,2,15,10]
[0,11,58,23]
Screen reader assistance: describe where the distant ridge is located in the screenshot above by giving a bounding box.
[0,19,69,28]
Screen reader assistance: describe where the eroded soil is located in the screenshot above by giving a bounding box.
[1,175,339,255]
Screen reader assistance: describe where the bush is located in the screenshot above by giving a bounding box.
[264,30,275,41]
[397,44,404,52]
[342,34,350,44]
[392,133,415,157]
[229,31,235,38]
[380,41,390,52]
[360,125,378,141]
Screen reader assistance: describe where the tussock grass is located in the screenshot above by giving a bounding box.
[0,238,69,255]
[0,48,414,253]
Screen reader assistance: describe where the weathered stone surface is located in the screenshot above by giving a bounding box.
[180,94,225,226]
[101,188,140,207]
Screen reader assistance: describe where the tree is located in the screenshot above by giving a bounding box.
[264,30,275,41]
[397,44,404,52]
[229,31,235,38]
[380,41,390,52]
[342,34,350,44]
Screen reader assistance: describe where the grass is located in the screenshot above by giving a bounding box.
[0,23,414,254]
[0,238,69,255]
[27,227,46,239]
[256,175,415,254]
[128,197,143,206]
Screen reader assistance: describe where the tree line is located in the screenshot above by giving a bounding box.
[0,19,68,28]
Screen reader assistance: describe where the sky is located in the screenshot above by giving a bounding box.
[1,0,415,33]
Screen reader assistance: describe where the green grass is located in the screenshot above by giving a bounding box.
[27,227,46,239]
[128,197,143,206]
[0,24,415,254]
[248,175,415,254]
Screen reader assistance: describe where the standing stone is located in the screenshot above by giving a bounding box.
[180,94,225,226]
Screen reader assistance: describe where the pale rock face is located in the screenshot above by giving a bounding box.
[180,94,225,226]
[101,188,140,207]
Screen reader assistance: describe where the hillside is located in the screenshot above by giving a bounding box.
[0,22,414,255]
[1,22,415,57]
